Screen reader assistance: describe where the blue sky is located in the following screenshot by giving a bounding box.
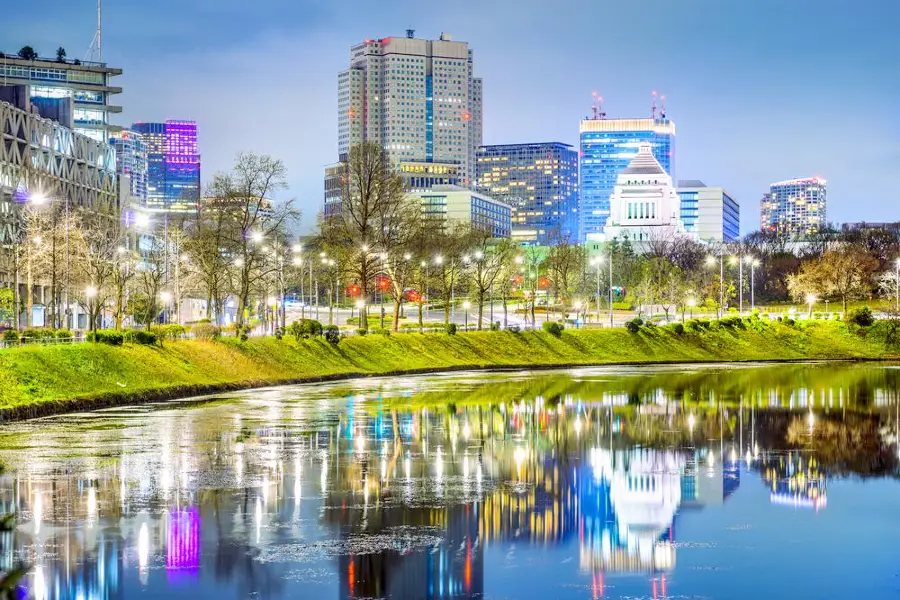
[3,0,897,233]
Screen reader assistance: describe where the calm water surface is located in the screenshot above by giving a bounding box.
[1,362,900,599]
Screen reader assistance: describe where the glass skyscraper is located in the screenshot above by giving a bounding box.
[475,143,578,244]
[578,118,675,241]
[131,120,200,213]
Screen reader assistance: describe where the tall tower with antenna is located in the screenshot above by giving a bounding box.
[578,89,676,241]
[86,0,102,63]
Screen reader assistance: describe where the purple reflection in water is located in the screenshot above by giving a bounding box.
[167,507,200,576]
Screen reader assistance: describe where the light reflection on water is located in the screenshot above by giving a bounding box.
[0,362,898,599]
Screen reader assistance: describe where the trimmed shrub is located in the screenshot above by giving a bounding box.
[507,325,521,333]
[2,330,19,343]
[192,322,221,341]
[612,301,632,311]
[87,329,124,345]
[274,327,284,340]
[644,321,657,329]
[124,329,157,345]
[671,323,684,334]
[372,328,392,336]
[21,327,51,340]
[490,322,501,331]
[446,323,458,335]
[542,321,564,337]
[846,306,875,327]
[785,318,796,327]
[324,326,341,345]
[356,328,368,336]
[55,329,73,339]
[289,319,323,340]
[719,316,745,329]
[153,324,186,341]
[625,319,641,334]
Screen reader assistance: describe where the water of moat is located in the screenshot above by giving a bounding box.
[1,362,899,599]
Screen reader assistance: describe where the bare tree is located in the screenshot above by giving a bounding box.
[133,237,167,329]
[320,143,407,332]
[465,231,516,329]
[544,233,587,319]
[75,213,120,330]
[211,153,299,328]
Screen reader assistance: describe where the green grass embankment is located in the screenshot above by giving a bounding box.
[0,319,896,420]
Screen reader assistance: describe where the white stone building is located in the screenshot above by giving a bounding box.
[603,143,690,244]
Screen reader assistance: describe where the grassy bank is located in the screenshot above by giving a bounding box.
[0,319,897,420]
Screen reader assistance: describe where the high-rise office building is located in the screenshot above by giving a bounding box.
[579,117,675,241]
[408,185,512,239]
[109,130,148,206]
[335,31,482,192]
[476,143,578,244]
[131,120,200,214]
[677,180,740,243]
[759,176,826,236]
[0,50,122,142]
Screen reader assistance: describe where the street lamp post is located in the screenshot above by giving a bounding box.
[749,258,759,312]
[609,245,613,328]
[463,300,471,330]
[806,294,816,319]
[591,256,602,324]
[687,297,696,321]
[160,291,173,325]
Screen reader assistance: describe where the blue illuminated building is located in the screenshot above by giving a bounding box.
[579,118,675,241]
[131,120,200,214]
[476,143,579,244]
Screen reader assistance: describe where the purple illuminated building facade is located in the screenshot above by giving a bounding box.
[131,120,201,213]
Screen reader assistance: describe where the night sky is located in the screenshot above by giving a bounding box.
[3,0,897,233]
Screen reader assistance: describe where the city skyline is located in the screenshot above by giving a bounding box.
[2,0,895,234]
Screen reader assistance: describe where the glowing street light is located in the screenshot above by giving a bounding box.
[462,300,471,330]
[687,297,697,320]
[806,294,816,318]
[29,191,47,206]
[292,244,303,253]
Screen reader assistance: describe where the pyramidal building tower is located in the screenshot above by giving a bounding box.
[603,143,689,245]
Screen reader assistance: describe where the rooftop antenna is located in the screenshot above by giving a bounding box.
[591,91,606,120]
[651,90,658,119]
[85,0,102,62]
[406,29,415,39]
[659,93,667,120]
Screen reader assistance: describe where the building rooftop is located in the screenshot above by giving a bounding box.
[0,51,122,74]
[770,176,827,187]
[677,180,707,188]
[478,142,573,151]
[621,144,667,176]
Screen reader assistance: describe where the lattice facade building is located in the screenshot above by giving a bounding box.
[0,99,118,244]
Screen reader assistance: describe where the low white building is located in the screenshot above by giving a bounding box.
[408,184,512,238]
[603,143,690,244]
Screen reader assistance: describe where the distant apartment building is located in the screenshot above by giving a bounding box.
[109,130,148,207]
[760,176,826,236]
[579,116,675,241]
[677,180,740,243]
[407,185,511,238]
[475,143,578,244]
[131,121,201,214]
[0,50,122,142]
[328,30,483,215]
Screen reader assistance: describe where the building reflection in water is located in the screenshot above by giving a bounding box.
[2,365,895,599]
